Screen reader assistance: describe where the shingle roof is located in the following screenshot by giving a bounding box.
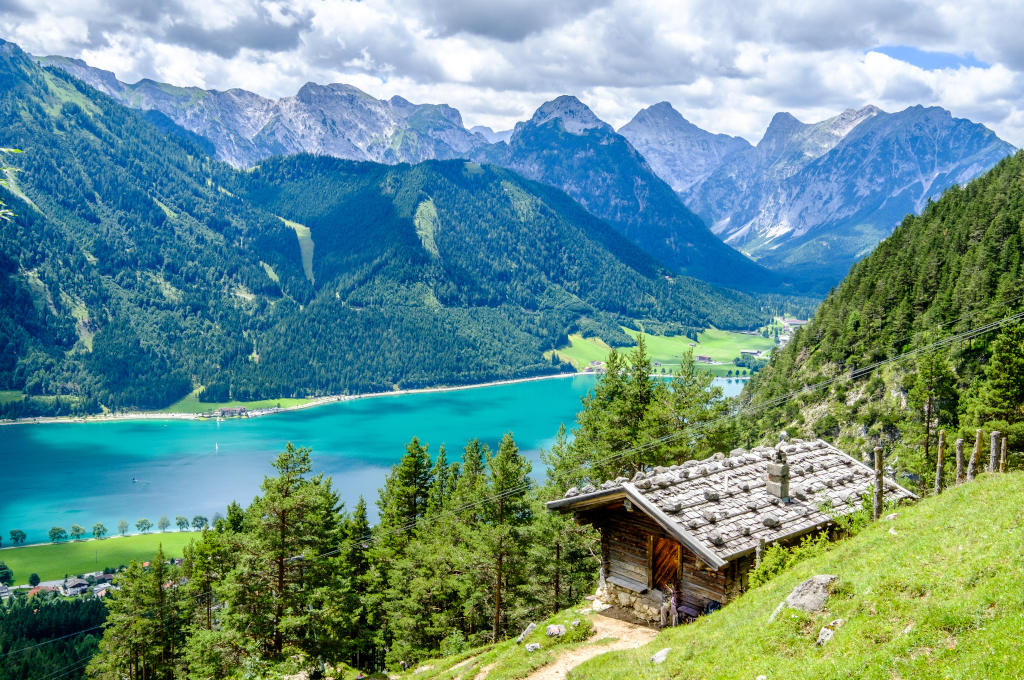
[546,438,917,569]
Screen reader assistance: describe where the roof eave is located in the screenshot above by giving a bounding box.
[545,487,627,511]
[621,482,728,570]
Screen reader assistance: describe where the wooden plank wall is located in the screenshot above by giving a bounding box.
[584,505,750,610]
[603,519,650,587]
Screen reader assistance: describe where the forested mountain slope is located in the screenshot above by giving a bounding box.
[476,96,785,293]
[0,40,770,415]
[682,105,1014,289]
[738,150,1024,481]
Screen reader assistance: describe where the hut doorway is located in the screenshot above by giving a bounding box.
[652,536,681,591]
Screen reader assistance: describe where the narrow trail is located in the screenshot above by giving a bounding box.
[521,611,658,680]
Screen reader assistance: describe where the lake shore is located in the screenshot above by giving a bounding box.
[0,371,585,427]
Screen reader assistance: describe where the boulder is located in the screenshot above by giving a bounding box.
[650,647,671,664]
[816,618,844,646]
[769,574,838,622]
[525,643,541,653]
[570,619,581,629]
[546,624,566,638]
[515,622,537,644]
[883,513,898,521]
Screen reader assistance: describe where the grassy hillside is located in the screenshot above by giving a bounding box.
[0,532,194,584]
[571,472,1024,680]
[400,473,1023,680]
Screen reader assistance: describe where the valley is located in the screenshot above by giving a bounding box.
[1,9,1023,680]
[553,326,776,377]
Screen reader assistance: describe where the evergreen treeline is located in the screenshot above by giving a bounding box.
[83,440,596,678]
[0,41,792,417]
[738,151,1024,486]
[0,593,106,680]
[83,340,731,677]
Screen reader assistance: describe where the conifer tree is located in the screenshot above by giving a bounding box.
[966,322,1024,425]
[483,433,532,640]
[88,546,182,680]
[214,443,346,661]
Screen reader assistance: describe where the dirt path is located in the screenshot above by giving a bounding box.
[522,612,658,680]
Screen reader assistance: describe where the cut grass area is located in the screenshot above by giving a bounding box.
[554,333,614,369]
[279,216,315,283]
[164,387,314,414]
[556,327,775,376]
[570,472,1024,680]
[0,532,196,585]
[0,390,23,404]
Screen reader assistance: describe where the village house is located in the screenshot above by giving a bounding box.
[217,406,247,417]
[0,584,10,599]
[739,349,763,357]
[546,437,916,624]
[695,355,713,364]
[64,577,90,596]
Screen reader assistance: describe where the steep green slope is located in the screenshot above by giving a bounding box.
[0,40,773,415]
[389,474,1024,680]
[0,39,310,413]
[476,97,787,294]
[737,151,1024,468]
[569,472,1024,680]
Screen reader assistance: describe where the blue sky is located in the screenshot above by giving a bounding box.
[872,46,989,71]
[1,1,1022,145]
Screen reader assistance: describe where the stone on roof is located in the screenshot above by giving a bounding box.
[548,438,917,565]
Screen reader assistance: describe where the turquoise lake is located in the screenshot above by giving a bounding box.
[0,376,743,544]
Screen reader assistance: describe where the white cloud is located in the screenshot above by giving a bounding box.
[3,0,1024,145]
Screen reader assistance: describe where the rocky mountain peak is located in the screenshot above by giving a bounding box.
[625,101,703,135]
[758,112,806,148]
[523,95,611,135]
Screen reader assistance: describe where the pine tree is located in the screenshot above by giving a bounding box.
[483,434,533,641]
[376,437,434,552]
[87,547,182,680]
[966,322,1024,425]
[213,443,346,662]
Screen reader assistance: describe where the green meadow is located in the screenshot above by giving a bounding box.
[0,532,195,584]
[163,387,314,414]
[555,327,775,376]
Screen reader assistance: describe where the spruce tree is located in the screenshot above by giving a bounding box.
[484,433,533,641]
[967,322,1024,425]
[214,443,346,661]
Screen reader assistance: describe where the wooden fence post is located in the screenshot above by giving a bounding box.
[873,446,883,520]
[955,438,965,484]
[755,537,765,567]
[967,429,981,481]
[1000,436,1008,473]
[990,431,1001,473]
[934,430,946,495]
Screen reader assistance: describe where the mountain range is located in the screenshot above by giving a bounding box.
[38,53,1015,290]
[669,105,1015,285]
[0,39,772,415]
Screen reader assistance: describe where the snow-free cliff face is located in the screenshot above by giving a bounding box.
[618,102,751,193]
[674,105,1015,287]
[38,55,488,167]
[476,96,783,293]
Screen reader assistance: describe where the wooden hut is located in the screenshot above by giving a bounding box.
[546,438,916,623]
